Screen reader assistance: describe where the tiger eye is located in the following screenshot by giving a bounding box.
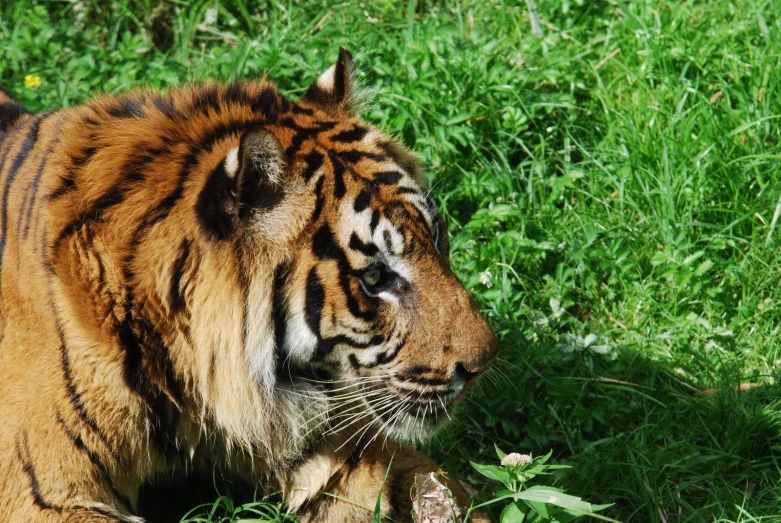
[362,267,382,287]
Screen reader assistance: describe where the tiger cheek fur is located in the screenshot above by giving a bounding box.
[0,48,496,523]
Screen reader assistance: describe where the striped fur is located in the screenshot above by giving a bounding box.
[0,49,497,522]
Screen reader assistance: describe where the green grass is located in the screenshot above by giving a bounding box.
[3,0,781,521]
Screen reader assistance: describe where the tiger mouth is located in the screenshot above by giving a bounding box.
[358,381,468,434]
[286,371,469,442]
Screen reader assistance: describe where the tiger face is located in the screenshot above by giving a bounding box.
[261,50,498,443]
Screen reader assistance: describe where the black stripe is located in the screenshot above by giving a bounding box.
[348,233,378,257]
[46,141,95,202]
[373,171,403,186]
[401,364,432,374]
[340,150,386,164]
[312,224,341,260]
[311,224,376,321]
[301,150,324,182]
[224,81,249,106]
[47,174,76,200]
[0,101,31,133]
[304,268,325,339]
[331,126,368,143]
[72,145,98,167]
[53,176,136,250]
[311,176,325,222]
[193,84,221,115]
[315,333,386,362]
[383,230,394,253]
[54,412,133,510]
[169,239,191,313]
[0,112,49,269]
[397,373,450,386]
[304,270,384,356]
[327,151,346,198]
[0,139,15,203]
[353,190,370,212]
[196,154,238,241]
[153,94,179,119]
[369,210,380,232]
[281,117,337,158]
[15,430,138,521]
[349,334,408,369]
[371,335,407,367]
[107,97,144,119]
[272,262,290,373]
[292,104,314,115]
[20,135,59,239]
[49,291,124,469]
[58,328,122,464]
[117,288,181,458]
[252,86,282,115]
[15,431,58,512]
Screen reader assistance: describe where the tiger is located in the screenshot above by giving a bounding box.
[0,48,498,522]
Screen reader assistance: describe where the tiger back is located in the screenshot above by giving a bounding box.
[0,49,497,522]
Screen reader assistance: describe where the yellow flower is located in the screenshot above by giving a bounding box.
[24,75,42,88]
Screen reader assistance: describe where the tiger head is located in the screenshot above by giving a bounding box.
[223,49,498,443]
[61,49,499,452]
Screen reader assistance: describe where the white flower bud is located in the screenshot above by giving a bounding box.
[501,453,532,467]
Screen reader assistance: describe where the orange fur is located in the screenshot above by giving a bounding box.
[0,49,496,522]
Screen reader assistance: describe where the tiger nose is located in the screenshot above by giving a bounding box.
[454,362,481,383]
[454,329,499,382]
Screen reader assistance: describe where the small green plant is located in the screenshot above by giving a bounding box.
[465,446,618,523]
[179,494,298,523]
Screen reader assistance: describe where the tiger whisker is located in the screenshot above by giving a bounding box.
[316,390,400,439]
[351,392,408,448]
[358,393,411,455]
[299,373,395,386]
[334,410,382,453]
[300,391,391,439]
[437,395,452,422]
[376,394,414,451]
[298,389,388,434]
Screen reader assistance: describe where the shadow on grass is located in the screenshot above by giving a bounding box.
[137,470,260,523]
[428,334,781,523]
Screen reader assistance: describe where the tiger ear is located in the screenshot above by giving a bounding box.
[235,128,286,218]
[196,129,285,240]
[300,47,356,114]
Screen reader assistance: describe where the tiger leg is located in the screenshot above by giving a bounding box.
[37,507,144,523]
[0,426,143,523]
[288,440,486,522]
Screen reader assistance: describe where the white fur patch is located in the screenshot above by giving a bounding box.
[244,268,278,398]
[285,292,319,364]
[224,146,240,177]
[316,64,337,92]
[373,218,405,256]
